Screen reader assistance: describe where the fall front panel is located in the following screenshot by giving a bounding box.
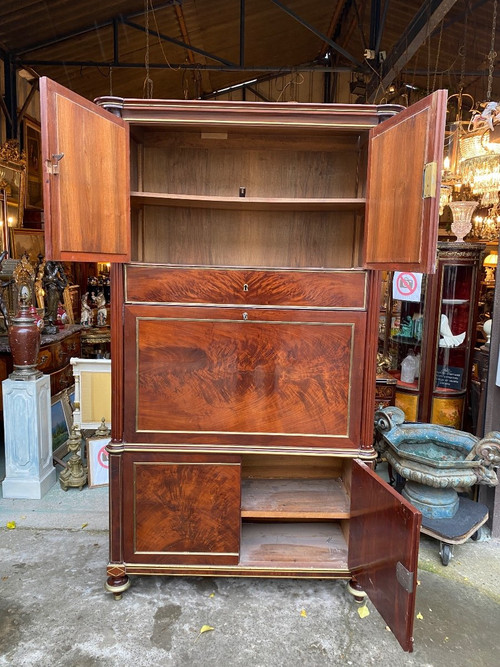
[123,306,366,449]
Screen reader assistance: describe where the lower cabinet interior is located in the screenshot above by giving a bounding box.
[124,452,355,574]
[238,455,351,572]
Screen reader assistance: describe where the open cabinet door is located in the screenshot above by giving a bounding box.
[348,460,422,652]
[364,90,447,274]
[40,77,130,262]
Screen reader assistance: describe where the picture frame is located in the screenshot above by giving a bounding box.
[23,117,43,209]
[87,436,111,488]
[10,228,45,264]
[51,388,73,459]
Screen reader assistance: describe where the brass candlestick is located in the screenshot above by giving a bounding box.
[59,426,87,491]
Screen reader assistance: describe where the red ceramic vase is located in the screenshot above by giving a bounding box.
[8,304,42,380]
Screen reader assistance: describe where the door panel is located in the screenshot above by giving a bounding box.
[40,77,131,262]
[122,452,241,565]
[348,460,421,652]
[123,304,367,450]
[364,90,447,273]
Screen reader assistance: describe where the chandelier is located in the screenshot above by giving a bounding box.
[471,201,500,240]
[442,0,500,218]
[459,126,500,207]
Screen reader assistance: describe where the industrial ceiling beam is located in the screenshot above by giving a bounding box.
[269,0,363,68]
[18,59,351,73]
[15,1,181,56]
[122,18,236,67]
[366,0,459,101]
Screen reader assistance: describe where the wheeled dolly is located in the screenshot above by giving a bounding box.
[420,497,489,566]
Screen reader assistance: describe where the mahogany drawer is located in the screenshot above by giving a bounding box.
[125,265,367,310]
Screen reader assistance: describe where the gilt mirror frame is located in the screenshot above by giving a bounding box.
[0,140,27,255]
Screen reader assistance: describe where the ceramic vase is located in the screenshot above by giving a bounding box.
[8,303,42,380]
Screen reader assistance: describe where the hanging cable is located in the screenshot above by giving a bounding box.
[431,20,444,93]
[143,0,154,98]
[486,0,498,102]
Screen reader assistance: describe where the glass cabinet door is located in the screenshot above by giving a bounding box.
[379,272,426,421]
[378,243,485,428]
[431,259,479,427]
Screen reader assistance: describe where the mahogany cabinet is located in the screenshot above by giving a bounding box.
[40,78,447,652]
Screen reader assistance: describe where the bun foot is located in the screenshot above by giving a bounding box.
[105,574,130,599]
[347,578,367,603]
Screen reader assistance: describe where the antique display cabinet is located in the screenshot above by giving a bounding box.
[379,242,484,429]
[40,78,446,652]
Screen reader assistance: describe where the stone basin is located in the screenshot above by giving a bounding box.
[375,407,500,519]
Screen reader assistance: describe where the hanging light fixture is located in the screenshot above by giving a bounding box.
[457,0,500,208]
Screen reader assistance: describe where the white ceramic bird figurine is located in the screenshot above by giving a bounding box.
[439,314,466,348]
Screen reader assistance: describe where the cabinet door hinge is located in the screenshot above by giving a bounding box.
[422,161,437,198]
[396,561,414,593]
[46,153,64,175]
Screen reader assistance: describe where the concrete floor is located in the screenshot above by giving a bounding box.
[1,477,500,666]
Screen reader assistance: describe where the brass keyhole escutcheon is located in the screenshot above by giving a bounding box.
[243,284,249,292]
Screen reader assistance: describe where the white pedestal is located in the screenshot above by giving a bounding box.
[2,375,56,499]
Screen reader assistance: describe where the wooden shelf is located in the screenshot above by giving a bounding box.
[241,478,350,519]
[239,522,349,569]
[130,191,366,212]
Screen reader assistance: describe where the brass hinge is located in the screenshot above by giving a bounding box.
[46,153,64,175]
[423,161,437,198]
[396,561,414,593]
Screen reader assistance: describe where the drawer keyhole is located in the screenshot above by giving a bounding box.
[242,312,248,320]
[243,283,249,292]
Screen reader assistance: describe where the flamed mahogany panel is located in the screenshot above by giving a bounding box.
[123,305,366,448]
[122,452,241,565]
[125,265,367,309]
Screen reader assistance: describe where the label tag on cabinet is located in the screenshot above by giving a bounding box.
[393,272,423,302]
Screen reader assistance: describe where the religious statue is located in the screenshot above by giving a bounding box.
[42,261,68,333]
[94,291,107,327]
[80,292,93,327]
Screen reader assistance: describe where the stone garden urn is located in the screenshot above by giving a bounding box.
[375,406,500,519]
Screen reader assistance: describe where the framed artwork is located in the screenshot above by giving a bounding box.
[51,389,73,459]
[87,436,111,487]
[23,117,43,209]
[10,228,45,264]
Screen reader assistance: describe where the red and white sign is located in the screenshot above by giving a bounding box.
[97,445,109,469]
[392,271,423,302]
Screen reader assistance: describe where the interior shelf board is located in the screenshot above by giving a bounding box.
[241,478,350,519]
[239,522,349,569]
[130,191,366,212]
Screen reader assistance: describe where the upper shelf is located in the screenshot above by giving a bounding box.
[130,191,366,212]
